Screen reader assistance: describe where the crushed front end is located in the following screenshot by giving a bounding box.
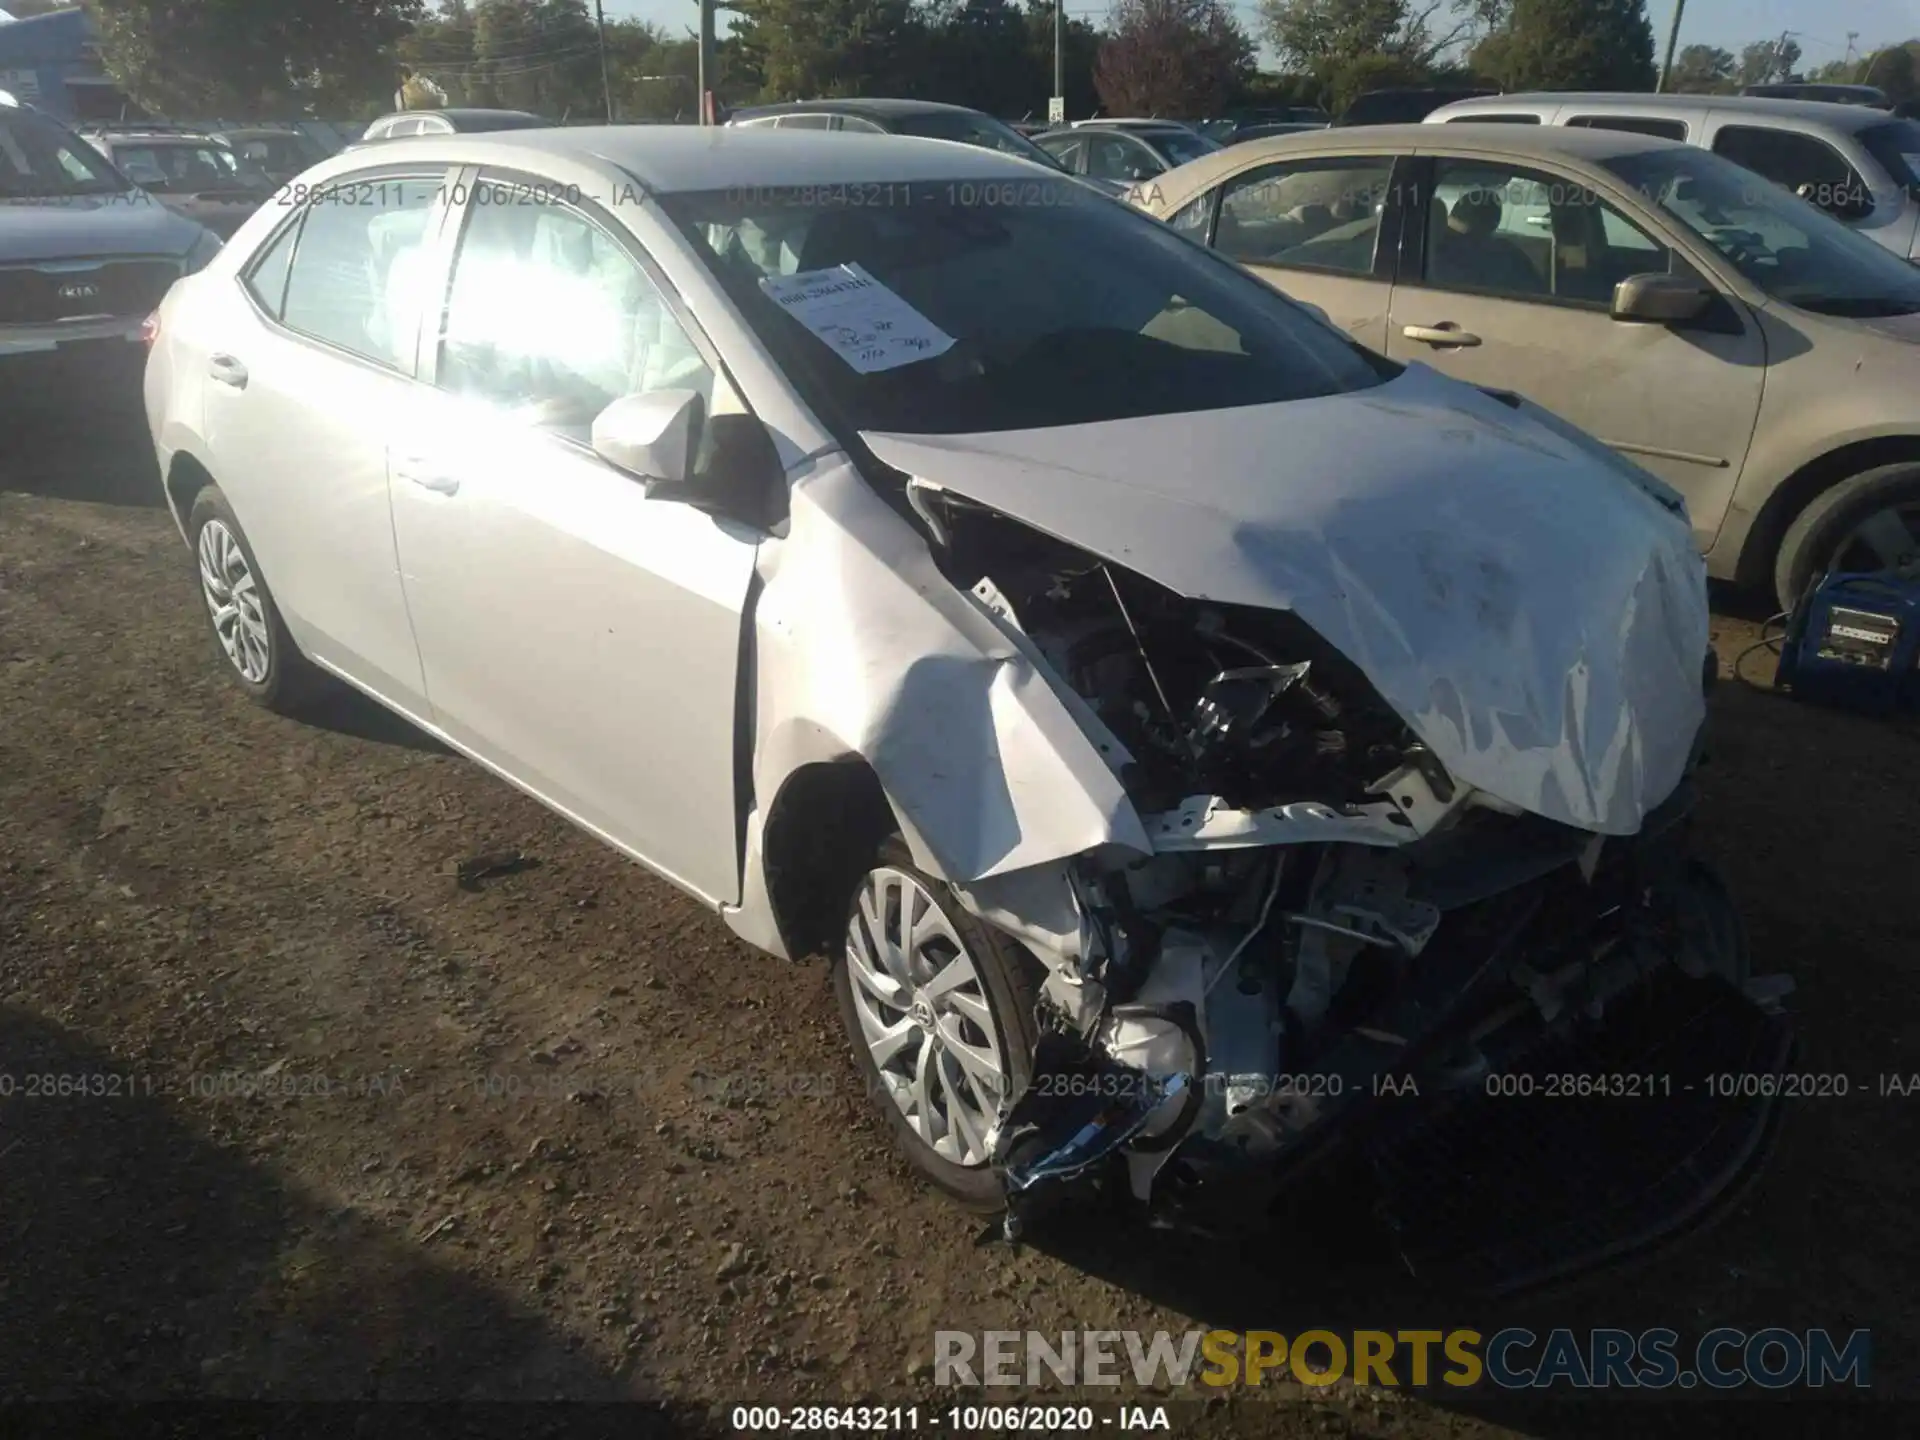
[914,492,1792,1292]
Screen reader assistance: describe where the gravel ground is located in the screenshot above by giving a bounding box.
[2,393,1915,1434]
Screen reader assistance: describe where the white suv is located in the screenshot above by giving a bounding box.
[1426,93,1920,259]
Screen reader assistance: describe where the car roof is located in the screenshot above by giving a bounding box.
[1147,123,1683,204]
[728,98,985,121]
[371,108,544,124]
[322,125,1051,192]
[1432,91,1896,132]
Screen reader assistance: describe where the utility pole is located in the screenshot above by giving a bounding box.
[1657,0,1685,93]
[1774,29,1796,84]
[593,0,614,122]
[699,0,716,125]
[1051,0,1063,124]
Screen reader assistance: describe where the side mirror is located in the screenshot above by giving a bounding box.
[591,388,704,488]
[1611,272,1713,324]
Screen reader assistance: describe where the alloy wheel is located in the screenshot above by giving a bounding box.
[844,866,1008,1167]
[1833,502,1920,576]
[196,518,271,684]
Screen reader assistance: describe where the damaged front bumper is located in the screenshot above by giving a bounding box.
[968,778,1793,1291]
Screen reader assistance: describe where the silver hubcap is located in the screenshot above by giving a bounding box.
[845,867,1007,1167]
[197,519,271,684]
[1837,504,1920,575]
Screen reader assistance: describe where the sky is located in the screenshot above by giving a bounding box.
[600,0,1920,68]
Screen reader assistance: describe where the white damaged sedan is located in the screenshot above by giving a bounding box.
[145,127,1791,1289]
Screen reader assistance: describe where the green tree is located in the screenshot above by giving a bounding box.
[1736,36,1801,87]
[1667,43,1734,94]
[727,0,920,100]
[1261,0,1468,71]
[1471,0,1655,92]
[90,0,423,114]
[1863,44,1917,105]
[1092,0,1253,117]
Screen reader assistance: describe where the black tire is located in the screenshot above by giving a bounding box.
[1772,462,1920,613]
[186,485,326,715]
[829,838,1045,1212]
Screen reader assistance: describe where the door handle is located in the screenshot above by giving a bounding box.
[1402,323,1482,349]
[391,455,460,495]
[207,353,248,387]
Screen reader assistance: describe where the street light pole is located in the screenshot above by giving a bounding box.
[699,0,717,125]
[593,0,614,121]
[1052,0,1063,123]
[1657,0,1685,93]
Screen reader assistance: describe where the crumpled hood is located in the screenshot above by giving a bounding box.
[862,364,1709,836]
[0,193,205,265]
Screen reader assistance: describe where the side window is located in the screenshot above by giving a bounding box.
[1712,125,1869,209]
[1167,193,1213,237]
[1212,157,1392,275]
[775,114,832,130]
[1426,160,1671,304]
[435,180,715,440]
[1446,113,1540,124]
[734,116,780,129]
[1086,134,1159,182]
[1040,136,1084,171]
[279,174,444,370]
[1569,115,1689,141]
[836,116,886,134]
[242,213,301,318]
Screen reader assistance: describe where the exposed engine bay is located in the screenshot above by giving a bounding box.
[906,483,1794,1287]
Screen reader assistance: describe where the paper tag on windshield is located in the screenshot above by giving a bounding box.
[758,263,954,374]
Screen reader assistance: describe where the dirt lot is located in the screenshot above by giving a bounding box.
[2,394,1916,1434]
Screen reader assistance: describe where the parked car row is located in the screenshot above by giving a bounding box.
[133,122,1796,1283]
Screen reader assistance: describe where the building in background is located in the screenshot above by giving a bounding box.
[0,6,137,122]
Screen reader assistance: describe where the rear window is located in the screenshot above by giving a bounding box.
[1860,119,1920,199]
[661,180,1391,437]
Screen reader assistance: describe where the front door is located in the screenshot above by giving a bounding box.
[1203,153,1399,350]
[199,171,451,709]
[1384,156,1766,551]
[388,174,759,905]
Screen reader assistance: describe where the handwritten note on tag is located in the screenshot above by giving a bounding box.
[758,263,955,374]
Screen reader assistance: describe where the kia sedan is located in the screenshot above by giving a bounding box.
[1134,124,1920,609]
[145,128,1787,1285]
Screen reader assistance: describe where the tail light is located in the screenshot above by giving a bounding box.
[139,311,160,347]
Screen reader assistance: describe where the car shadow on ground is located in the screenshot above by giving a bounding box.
[6,399,164,510]
[0,1004,711,1425]
[298,685,454,756]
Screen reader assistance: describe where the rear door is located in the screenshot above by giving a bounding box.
[1383,154,1765,551]
[1195,152,1403,350]
[198,167,454,708]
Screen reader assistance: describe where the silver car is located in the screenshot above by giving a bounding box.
[144,127,1786,1271]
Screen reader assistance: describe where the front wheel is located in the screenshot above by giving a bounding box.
[1773,463,1920,612]
[829,841,1043,1211]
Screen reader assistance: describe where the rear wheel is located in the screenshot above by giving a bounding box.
[1773,463,1920,612]
[187,485,325,715]
[829,840,1043,1211]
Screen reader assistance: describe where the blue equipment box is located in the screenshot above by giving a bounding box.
[1775,571,1920,713]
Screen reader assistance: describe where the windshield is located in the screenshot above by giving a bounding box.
[1142,128,1219,165]
[661,180,1391,437]
[1860,119,1920,200]
[891,111,1066,170]
[0,110,129,199]
[111,142,272,191]
[1605,147,1920,318]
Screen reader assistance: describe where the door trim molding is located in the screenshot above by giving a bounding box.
[1606,439,1729,469]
